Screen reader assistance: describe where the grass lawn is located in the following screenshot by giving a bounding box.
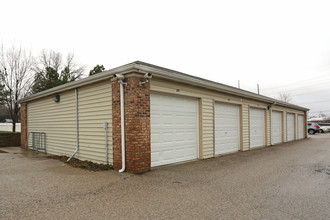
[0,131,20,133]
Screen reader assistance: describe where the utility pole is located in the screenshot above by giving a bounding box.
[257,84,260,95]
[238,80,240,89]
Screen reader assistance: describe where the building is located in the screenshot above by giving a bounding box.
[18,61,309,173]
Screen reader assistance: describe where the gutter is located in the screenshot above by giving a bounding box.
[132,62,309,111]
[17,64,137,103]
[18,61,309,112]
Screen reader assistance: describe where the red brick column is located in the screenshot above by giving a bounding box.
[112,80,122,170]
[112,75,151,174]
[20,103,27,148]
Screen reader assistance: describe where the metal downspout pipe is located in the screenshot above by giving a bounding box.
[118,80,126,172]
[67,88,79,162]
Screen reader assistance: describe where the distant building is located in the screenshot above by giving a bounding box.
[308,117,330,123]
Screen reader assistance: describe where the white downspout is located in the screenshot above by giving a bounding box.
[118,79,126,173]
[67,88,79,162]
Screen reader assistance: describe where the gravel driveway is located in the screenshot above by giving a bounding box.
[1,134,330,219]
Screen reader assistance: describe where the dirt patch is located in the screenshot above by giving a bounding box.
[0,150,8,153]
[48,155,113,171]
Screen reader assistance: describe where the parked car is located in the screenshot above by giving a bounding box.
[318,123,330,133]
[307,122,320,134]
[319,126,329,133]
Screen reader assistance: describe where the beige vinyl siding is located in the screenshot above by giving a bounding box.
[28,90,76,156]
[27,81,113,164]
[294,113,298,140]
[200,98,214,159]
[283,111,287,142]
[241,104,249,151]
[78,80,112,164]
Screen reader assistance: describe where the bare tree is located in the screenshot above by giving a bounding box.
[34,49,62,73]
[0,45,34,132]
[32,50,86,93]
[61,53,85,81]
[318,111,328,118]
[278,92,292,103]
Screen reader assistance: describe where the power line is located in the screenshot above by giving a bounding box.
[309,109,330,113]
[299,100,330,105]
[279,88,330,98]
[261,87,330,101]
[263,78,330,94]
[263,69,330,91]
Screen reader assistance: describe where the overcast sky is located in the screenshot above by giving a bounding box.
[1,0,330,116]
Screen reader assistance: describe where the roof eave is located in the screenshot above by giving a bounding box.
[18,61,309,112]
[18,62,139,103]
[133,62,309,112]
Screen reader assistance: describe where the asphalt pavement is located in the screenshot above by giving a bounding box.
[1,134,330,219]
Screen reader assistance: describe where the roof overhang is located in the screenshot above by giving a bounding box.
[18,62,137,103]
[18,61,309,111]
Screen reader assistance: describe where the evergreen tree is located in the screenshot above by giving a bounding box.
[89,64,105,76]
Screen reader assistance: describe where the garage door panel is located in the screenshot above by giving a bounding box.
[151,93,198,167]
[153,130,196,141]
[215,102,240,155]
[151,147,196,165]
[287,113,295,141]
[298,115,304,139]
[271,111,282,145]
[250,108,265,148]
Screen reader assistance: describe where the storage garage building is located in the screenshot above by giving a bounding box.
[19,61,309,173]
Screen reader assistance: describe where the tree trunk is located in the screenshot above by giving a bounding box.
[12,103,19,133]
[12,121,16,133]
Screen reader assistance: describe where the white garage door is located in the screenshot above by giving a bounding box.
[271,111,282,145]
[215,102,240,155]
[150,93,198,167]
[287,113,295,141]
[297,115,304,139]
[250,108,265,148]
